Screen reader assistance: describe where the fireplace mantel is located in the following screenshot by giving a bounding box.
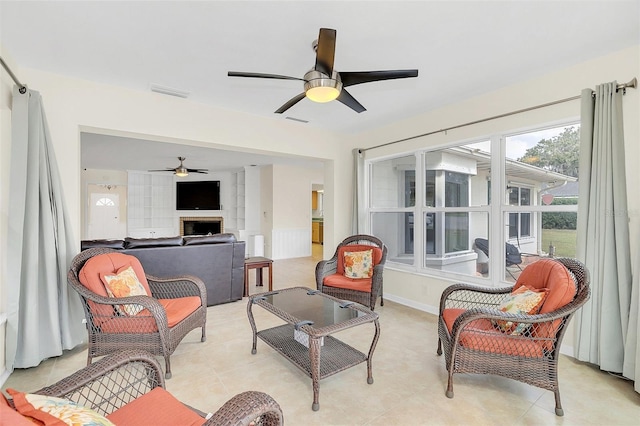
[180,216,224,236]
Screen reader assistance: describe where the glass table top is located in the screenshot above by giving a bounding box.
[257,287,373,330]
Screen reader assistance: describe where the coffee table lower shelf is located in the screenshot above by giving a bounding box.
[257,324,367,380]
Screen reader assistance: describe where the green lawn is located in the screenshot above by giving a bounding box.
[541,229,577,257]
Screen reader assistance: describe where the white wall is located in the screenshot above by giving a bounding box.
[355,45,640,354]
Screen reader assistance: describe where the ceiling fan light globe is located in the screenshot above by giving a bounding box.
[175,167,189,177]
[304,70,342,103]
[306,86,340,103]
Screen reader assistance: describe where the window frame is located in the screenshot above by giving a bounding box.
[365,120,580,285]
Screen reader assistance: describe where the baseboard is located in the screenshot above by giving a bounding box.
[384,292,576,359]
[0,368,9,388]
[383,293,439,316]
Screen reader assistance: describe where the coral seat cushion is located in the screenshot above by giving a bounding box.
[98,297,201,333]
[323,274,373,292]
[0,395,33,426]
[106,387,204,426]
[442,308,543,357]
[336,245,383,275]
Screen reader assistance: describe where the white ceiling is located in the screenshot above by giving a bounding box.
[1,1,638,172]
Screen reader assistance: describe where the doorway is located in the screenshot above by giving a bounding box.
[86,184,127,239]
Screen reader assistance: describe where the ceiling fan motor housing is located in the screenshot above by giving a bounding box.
[304,69,342,102]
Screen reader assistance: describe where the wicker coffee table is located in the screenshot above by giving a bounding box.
[247,286,380,411]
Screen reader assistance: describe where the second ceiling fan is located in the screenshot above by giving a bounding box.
[228,28,418,114]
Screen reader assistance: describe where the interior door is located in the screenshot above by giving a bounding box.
[86,184,127,239]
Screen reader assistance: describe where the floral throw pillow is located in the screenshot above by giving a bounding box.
[7,389,114,426]
[100,265,148,316]
[343,249,374,279]
[495,285,548,335]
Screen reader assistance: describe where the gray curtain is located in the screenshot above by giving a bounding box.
[575,81,634,385]
[6,86,84,370]
[352,148,365,234]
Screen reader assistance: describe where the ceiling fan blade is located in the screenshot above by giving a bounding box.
[186,168,209,173]
[314,28,336,76]
[336,89,366,113]
[275,93,306,114]
[148,169,174,172]
[339,69,419,87]
[228,71,303,81]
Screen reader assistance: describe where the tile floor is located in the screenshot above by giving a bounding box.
[3,244,638,425]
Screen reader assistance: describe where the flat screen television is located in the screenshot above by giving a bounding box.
[176,181,221,210]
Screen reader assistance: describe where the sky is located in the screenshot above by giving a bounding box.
[465,124,579,160]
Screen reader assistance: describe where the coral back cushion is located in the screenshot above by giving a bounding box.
[336,245,383,275]
[79,253,152,296]
[512,258,576,313]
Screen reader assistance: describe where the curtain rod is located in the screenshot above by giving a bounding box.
[0,56,27,94]
[360,77,637,153]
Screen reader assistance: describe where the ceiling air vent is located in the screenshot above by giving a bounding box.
[285,116,309,123]
[150,83,190,98]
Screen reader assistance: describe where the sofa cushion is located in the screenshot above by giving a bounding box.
[106,387,204,426]
[343,249,374,279]
[336,245,383,275]
[323,274,372,292]
[124,236,184,249]
[81,239,125,250]
[183,233,236,245]
[7,389,114,426]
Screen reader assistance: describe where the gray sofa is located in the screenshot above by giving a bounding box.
[81,234,245,306]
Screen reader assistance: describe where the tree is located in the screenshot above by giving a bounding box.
[518,126,580,177]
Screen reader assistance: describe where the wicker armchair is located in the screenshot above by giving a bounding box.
[437,257,590,416]
[316,234,387,310]
[68,247,207,378]
[26,350,283,425]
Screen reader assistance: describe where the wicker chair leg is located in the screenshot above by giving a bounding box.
[445,372,454,398]
[554,391,564,416]
[165,357,172,379]
[437,338,442,356]
[201,326,206,342]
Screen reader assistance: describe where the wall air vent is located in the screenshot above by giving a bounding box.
[150,83,190,98]
[285,116,309,123]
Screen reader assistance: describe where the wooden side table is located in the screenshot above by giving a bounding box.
[244,256,273,297]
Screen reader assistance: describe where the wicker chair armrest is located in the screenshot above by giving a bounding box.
[439,283,512,313]
[33,350,164,415]
[71,282,167,316]
[315,258,338,290]
[146,274,207,302]
[205,391,284,426]
[370,263,385,292]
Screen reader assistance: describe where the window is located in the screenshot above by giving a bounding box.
[507,186,531,239]
[367,123,579,284]
[370,155,416,265]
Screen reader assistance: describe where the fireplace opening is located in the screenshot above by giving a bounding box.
[180,217,223,236]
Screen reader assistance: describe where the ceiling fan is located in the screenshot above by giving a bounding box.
[228,28,418,114]
[149,157,208,177]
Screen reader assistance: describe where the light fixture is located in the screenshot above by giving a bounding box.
[175,166,189,177]
[304,69,342,103]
